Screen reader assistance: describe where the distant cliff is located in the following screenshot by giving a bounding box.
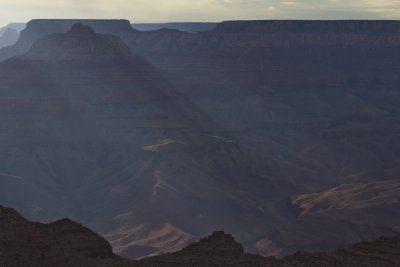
[125,20,400,57]
[25,23,131,61]
[3,20,400,62]
[214,20,400,33]
[0,28,19,48]
[0,19,135,61]
[132,22,216,32]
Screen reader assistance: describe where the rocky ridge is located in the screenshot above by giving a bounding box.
[0,205,122,267]
[0,19,135,61]
[136,231,270,267]
[0,23,272,260]
[1,205,400,267]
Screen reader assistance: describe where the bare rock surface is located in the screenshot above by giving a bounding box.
[2,207,400,267]
[0,205,124,267]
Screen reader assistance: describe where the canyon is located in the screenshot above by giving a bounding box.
[0,19,399,259]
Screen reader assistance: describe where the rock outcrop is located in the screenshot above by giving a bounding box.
[24,23,131,61]
[0,19,135,61]
[214,20,400,33]
[256,180,400,257]
[0,205,123,267]
[1,205,400,267]
[137,231,269,266]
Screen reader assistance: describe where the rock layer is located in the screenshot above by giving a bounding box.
[0,20,400,259]
[0,19,135,61]
[25,23,131,61]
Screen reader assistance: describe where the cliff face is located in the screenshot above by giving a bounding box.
[0,19,136,61]
[124,20,400,258]
[0,24,273,261]
[122,20,400,58]
[3,20,400,62]
[25,23,131,61]
[214,20,400,33]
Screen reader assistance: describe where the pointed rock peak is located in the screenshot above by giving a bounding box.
[184,231,244,254]
[68,23,96,35]
[53,218,79,225]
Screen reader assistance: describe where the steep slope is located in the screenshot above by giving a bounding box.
[1,19,400,258]
[0,23,25,48]
[123,20,400,256]
[25,23,131,61]
[2,22,26,32]
[128,21,400,256]
[256,180,400,257]
[0,23,277,259]
[0,205,124,267]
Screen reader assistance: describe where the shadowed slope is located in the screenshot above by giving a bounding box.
[1,19,400,258]
[0,24,276,259]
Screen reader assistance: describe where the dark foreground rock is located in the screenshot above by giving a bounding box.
[136,231,270,266]
[1,205,400,267]
[0,205,124,267]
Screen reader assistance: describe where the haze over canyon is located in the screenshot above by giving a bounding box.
[0,18,399,265]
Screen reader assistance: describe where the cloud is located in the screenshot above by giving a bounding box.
[1,0,400,26]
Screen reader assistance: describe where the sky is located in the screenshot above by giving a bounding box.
[1,0,400,26]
